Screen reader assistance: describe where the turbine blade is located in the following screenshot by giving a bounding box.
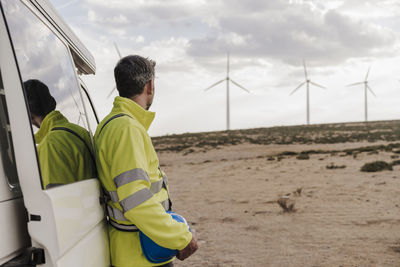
[365,66,371,81]
[346,81,364,87]
[114,42,122,59]
[310,81,326,89]
[204,79,225,91]
[290,81,306,95]
[107,86,117,98]
[303,59,308,80]
[367,85,377,97]
[230,79,250,93]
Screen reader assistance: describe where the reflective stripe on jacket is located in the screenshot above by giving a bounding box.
[94,96,192,267]
[35,110,96,189]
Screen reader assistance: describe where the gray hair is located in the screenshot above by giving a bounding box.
[114,55,156,98]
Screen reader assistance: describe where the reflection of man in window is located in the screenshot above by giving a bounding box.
[23,79,96,189]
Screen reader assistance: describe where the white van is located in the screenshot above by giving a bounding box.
[0,0,109,266]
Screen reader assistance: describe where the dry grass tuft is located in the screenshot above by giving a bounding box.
[277,196,296,213]
[292,187,302,196]
[390,245,400,254]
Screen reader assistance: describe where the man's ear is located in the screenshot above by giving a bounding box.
[145,80,154,95]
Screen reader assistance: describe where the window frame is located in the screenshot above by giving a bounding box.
[78,78,99,135]
[0,69,20,192]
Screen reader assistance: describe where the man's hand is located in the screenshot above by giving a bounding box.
[176,232,198,261]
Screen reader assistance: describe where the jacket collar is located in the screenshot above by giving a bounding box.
[35,110,69,144]
[112,96,155,131]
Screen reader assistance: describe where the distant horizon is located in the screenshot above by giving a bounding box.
[150,118,400,137]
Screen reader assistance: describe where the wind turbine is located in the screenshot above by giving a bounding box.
[290,60,326,125]
[204,53,250,131]
[346,67,376,122]
[107,43,123,98]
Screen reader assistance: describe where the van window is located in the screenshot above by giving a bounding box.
[0,70,19,191]
[1,1,87,129]
[2,0,97,189]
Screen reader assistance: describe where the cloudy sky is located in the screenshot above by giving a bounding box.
[49,0,400,136]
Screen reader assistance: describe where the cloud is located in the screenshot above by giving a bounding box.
[187,3,397,66]
[71,0,398,70]
[84,0,198,26]
[52,0,400,68]
[88,9,96,22]
[55,0,79,10]
[130,35,145,43]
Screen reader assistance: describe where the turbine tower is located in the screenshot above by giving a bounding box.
[290,60,326,125]
[347,67,376,122]
[204,53,250,131]
[107,43,123,98]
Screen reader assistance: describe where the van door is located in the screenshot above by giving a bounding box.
[0,1,109,266]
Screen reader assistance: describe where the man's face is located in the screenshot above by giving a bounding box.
[31,113,41,128]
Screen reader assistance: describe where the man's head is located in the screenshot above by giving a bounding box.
[23,79,56,127]
[114,55,156,110]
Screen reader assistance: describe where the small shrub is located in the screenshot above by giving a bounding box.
[360,161,393,172]
[301,150,324,155]
[277,196,296,213]
[326,163,346,169]
[279,151,297,156]
[296,154,310,160]
[267,156,275,161]
[183,148,195,155]
[391,160,400,166]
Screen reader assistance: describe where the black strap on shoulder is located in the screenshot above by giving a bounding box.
[98,114,128,137]
[51,127,95,163]
[109,220,139,232]
[96,113,129,224]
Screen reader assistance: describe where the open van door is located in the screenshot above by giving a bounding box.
[0,1,110,266]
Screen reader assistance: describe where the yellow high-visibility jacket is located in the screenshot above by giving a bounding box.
[35,110,96,189]
[94,96,192,267]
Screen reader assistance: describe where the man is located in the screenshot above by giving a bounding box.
[94,55,198,267]
[23,79,96,189]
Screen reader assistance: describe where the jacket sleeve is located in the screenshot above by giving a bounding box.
[109,124,192,250]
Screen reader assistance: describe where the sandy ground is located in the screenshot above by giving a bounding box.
[159,142,400,267]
